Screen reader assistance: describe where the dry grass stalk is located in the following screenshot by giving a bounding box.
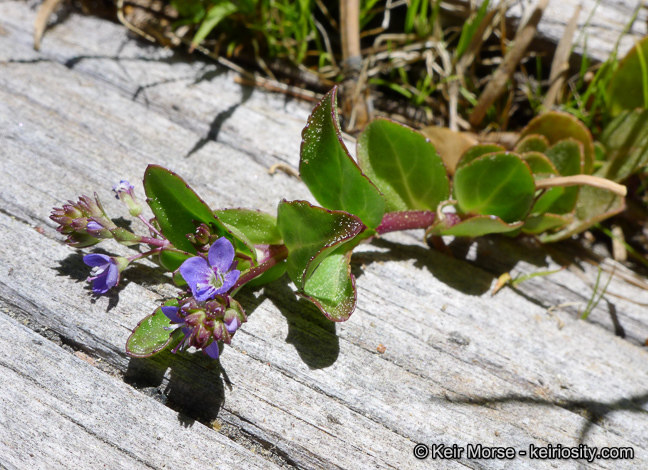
[469,0,550,127]
[542,5,581,109]
[34,0,63,50]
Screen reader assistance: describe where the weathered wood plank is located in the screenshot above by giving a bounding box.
[1,2,648,470]
[0,312,282,470]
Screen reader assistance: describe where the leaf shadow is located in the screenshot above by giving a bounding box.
[237,277,340,370]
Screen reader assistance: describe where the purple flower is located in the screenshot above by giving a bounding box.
[113,180,142,217]
[160,296,247,360]
[83,254,128,294]
[179,237,240,301]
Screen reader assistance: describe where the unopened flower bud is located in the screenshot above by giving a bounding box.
[113,180,143,217]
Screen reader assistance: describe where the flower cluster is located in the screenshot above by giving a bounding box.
[50,194,117,247]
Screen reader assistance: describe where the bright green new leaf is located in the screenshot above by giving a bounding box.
[126,299,180,358]
[542,139,584,214]
[356,118,449,212]
[607,36,648,116]
[300,87,385,228]
[192,2,238,48]
[515,135,549,154]
[453,152,535,223]
[214,208,282,245]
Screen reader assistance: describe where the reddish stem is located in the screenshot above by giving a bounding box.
[234,244,289,289]
[375,211,436,235]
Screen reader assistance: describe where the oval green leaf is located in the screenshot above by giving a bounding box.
[453,152,535,223]
[520,112,594,174]
[607,37,648,117]
[514,135,549,154]
[356,118,449,212]
[143,165,255,262]
[301,250,356,321]
[214,208,282,245]
[300,87,385,228]
[126,299,179,358]
[456,144,505,170]
[159,247,193,272]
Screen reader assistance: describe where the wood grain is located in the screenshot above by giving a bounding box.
[1,2,647,469]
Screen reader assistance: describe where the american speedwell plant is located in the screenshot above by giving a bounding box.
[51,87,627,361]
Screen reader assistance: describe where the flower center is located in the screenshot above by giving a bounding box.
[208,268,224,290]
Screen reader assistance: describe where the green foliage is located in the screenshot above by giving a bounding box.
[126,299,181,358]
[357,118,449,212]
[300,87,385,229]
[277,200,362,321]
[607,36,648,116]
[597,109,648,182]
[214,208,283,245]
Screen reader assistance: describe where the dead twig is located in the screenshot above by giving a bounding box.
[469,0,549,127]
[34,0,63,50]
[542,5,581,109]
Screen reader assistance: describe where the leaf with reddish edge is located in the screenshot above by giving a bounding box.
[426,214,524,238]
[277,200,363,321]
[126,299,181,358]
[514,135,549,154]
[143,165,255,262]
[522,214,572,234]
[300,87,385,229]
[520,112,594,174]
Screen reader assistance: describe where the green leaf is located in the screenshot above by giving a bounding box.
[522,152,564,215]
[515,135,549,154]
[540,186,625,242]
[427,215,523,237]
[456,144,505,170]
[159,247,192,272]
[356,118,449,212]
[542,139,584,214]
[192,2,238,47]
[214,209,282,245]
[607,36,648,116]
[300,87,385,228]
[277,200,364,290]
[453,152,535,223]
[455,0,490,59]
[301,250,356,321]
[126,299,179,358]
[143,165,255,262]
[597,109,648,182]
[144,165,219,253]
[520,111,594,174]
[522,214,571,234]
[244,261,287,287]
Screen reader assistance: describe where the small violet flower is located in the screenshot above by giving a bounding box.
[161,297,246,360]
[180,237,241,301]
[83,254,128,294]
[113,180,143,217]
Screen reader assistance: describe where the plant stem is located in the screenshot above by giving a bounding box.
[138,214,165,239]
[375,211,437,235]
[234,244,289,289]
[139,236,168,247]
[128,247,163,262]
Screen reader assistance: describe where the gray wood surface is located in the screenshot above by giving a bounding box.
[1,2,647,469]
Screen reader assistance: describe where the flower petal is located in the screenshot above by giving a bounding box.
[90,274,111,294]
[161,306,183,324]
[83,253,110,267]
[208,237,235,273]
[203,341,220,359]
[105,261,120,289]
[224,317,239,334]
[179,256,213,300]
[216,269,240,295]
